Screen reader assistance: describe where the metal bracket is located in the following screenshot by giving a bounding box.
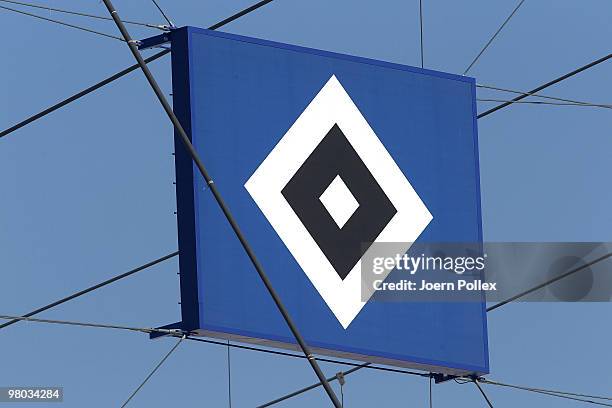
[149,321,187,339]
[433,373,459,384]
[433,373,485,384]
[336,372,346,386]
[138,32,172,51]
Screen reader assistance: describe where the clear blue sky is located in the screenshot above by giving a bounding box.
[1,0,611,406]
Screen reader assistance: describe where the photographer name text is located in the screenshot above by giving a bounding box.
[373,279,497,292]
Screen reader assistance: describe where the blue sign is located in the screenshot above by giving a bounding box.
[167,26,488,375]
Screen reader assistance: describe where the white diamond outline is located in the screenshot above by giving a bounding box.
[245,75,433,328]
[319,175,360,229]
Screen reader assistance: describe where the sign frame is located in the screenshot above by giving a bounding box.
[160,26,489,376]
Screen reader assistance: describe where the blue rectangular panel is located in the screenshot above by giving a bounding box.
[168,26,488,375]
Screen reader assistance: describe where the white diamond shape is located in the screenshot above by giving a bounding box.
[319,175,359,228]
[245,75,432,328]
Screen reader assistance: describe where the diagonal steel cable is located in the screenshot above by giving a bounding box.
[487,252,612,312]
[478,52,612,118]
[149,0,173,27]
[480,378,612,405]
[0,0,278,139]
[120,335,185,407]
[0,0,166,29]
[477,98,612,108]
[99,0,342,405]
[256,363,370,407]
[0,251,178,330]
[477,83,612,109]
[0,314,183,335]
[208,0,274,30]
[473,379,494,407]
[463,0,526,75]
[0,4,125,41]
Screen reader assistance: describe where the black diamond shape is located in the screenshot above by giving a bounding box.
[281,124,397,280]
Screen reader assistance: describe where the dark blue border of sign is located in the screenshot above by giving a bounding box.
[471,80,489,373]
[170,27,199,330]
[167,26,488,374]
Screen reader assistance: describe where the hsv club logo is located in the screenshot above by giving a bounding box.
[245,75,432,328]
